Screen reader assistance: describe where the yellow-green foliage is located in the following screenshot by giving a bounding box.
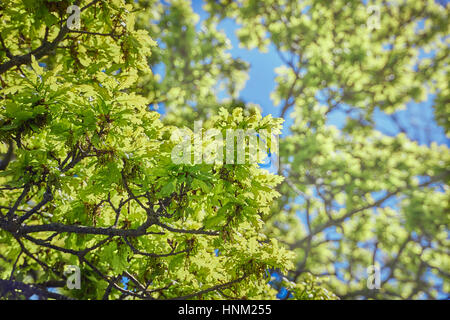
[0,0,307,300]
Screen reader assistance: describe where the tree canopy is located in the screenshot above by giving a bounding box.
[0,0,449,300]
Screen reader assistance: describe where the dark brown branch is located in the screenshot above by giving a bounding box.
[155,221,219,236]
[68,30,119,39]
[123,236,190,258]
[18,216,154,237]
[0,279,73,300]
[6,184,30,220]
[18,186,53,224]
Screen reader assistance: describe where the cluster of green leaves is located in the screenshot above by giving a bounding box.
[0,0,321,300]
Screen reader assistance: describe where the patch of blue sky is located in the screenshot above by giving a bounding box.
[122,276,129,290]
[276,287,290,299]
